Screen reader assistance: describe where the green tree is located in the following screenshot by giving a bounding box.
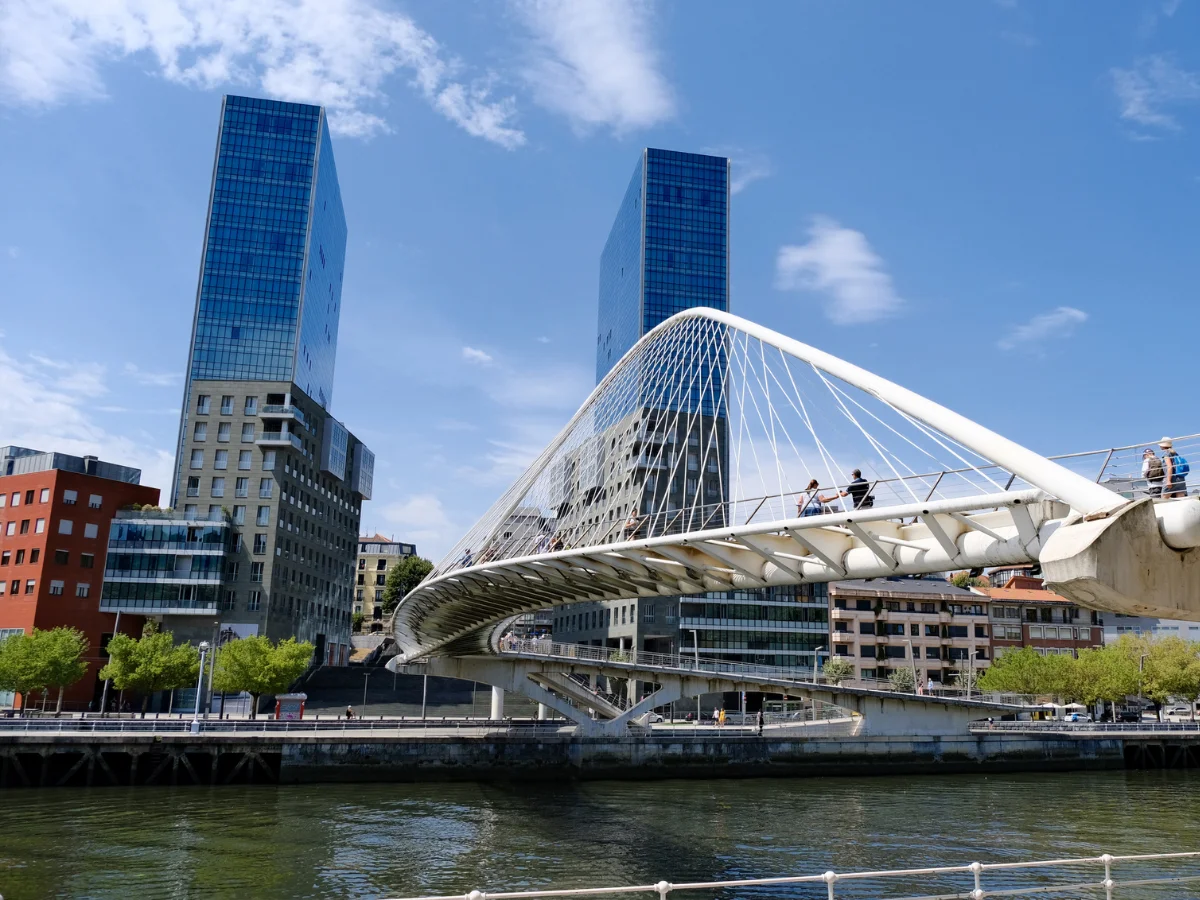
[37,628,90,714]
[351,612,365,633]
[381,555,434,615]
[951,663,983,694]
[822,657,854,686]
[1070,644,1139,717]
[98,623,200,717]
[211,636,314,718]
[949,571,988,589]
[0,631,45,714]
[888,666,916,692]
[0,628,90,714]
[1144,637,1200,719]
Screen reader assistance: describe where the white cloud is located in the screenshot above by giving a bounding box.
[484,366,591,410]
[123,362,181,387]
[0,341,175,496]
[996,306,1088,351]
[378,492,454,552]
[1111,55,1200,132]
[514,0,673,133]
[703,146,772,195]
[5,246,17,259]
[0,0,525,146]
[462,346,494,365]
[774,216,905,325]
[536,336,551,343]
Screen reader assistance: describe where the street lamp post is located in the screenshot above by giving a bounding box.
[203,620,218,721]
[690,629,701,724]
[903,639,918,693]
[812,646,827,683]
[1138,652,1150,718]
[191,641,210,734]
[98,609,121,717]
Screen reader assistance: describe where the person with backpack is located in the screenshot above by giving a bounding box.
[1142,448,1165,497]
[1160,437,1189,498]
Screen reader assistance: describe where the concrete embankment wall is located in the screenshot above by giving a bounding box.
[279,733,1124,783]
[0,732,1128,788]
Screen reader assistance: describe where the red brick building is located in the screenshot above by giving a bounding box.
[0,447,159,710]
[976,574,1102,661]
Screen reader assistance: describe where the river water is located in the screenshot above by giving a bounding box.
[1,771,1196,900]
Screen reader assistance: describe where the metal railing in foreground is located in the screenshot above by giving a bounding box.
[386,851,1200,900]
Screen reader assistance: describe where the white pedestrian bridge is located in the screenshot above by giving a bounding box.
[390,308,1200,734]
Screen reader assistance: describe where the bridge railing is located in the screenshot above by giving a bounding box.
[386,851,1200,900]
[437,432,1200,576]
[971,720,1200,734]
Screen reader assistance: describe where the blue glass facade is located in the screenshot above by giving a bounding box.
[187,96,346,408]
[596,149,729,383]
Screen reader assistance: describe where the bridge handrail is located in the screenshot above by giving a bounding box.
[383,850,1200,900]
[970,720,1200,733]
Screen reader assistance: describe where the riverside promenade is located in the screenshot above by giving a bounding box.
[6,715,1185,788]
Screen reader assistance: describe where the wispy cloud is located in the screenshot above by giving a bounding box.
[5,246,17,259]
[774,216,905,325]
[378,492,454,552]
[703,146,772,195]
[1000,30,1038,48]
[514,0,673,133]
[123,362,181,387]
[1111,55,1200,133]
[0,340,174,494]
[462,346,494,365]
[997,306,1088,351]
[0,0,525,146]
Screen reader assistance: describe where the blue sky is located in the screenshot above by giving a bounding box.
[1,0,1198,560]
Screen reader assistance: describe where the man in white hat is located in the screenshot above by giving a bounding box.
[1159,437,1189,498]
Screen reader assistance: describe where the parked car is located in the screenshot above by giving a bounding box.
[1064,712,1092,723]
[1164,705,1192,719]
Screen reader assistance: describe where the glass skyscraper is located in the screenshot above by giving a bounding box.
[162,96,370,670]
[186,95,346,409]
[596,149,729,382]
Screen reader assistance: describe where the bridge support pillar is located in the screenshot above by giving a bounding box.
[537,703,548,721]
[1043,498,1200,621]
[490,687,505,721]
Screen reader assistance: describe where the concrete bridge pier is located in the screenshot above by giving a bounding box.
[490,687,505,721]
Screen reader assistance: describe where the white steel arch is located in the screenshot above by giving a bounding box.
[394,309,1200,661]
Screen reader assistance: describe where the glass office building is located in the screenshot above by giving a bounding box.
[186,95,346,410]
[596,149,729,382]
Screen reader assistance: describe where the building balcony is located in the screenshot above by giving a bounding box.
[100,597,219,615]
[260,405,308,428]
[831,630,854,641]
[103,571,224,584]
[256,431,303,450]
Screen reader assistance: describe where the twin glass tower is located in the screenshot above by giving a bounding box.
[163,96,370,663]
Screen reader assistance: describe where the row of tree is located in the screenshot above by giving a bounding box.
[977,635,1200,712]
[0,625,313,718]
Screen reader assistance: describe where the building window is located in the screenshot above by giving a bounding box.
[63,490,77,505]
[250,562,264,582]
[241,423,255,442]
[3,523,12,537]
[35,518,45,534]
[76,583,90,598]
[226,561,240,579]
[356,589,363,601]
[15,549,25,565]
[88,494,103,509]
[190,450,204,469]
[376,559,387,571]
[194,422,207,441]
[58,519,73,535]
[374,574,385,586]
[256,506,270,526]
[244,397,258,415]
[49,580,64,595]
[222,591,236,611]
[259,478,273,499]
[83,523,98,539]
[215,450,229,470]
[196,394,211,414]
[24,580,35,595]
[80,553,94,569]
[234,477,249,498]
[0,551,8,565]
[186,477,201,497]
[374,589,383,601]
[248,591,261,611]
[263,450,276,471]
[220,395,234,415]
[184,504,198,518]
[253,534,267,554]
[18,520,29,535]
[54,550,68,565]
[357,574,364,585]
[217,422,232,442]
[233,506,246,525]
[211,477,225,498]
[208,505,221,520]
[358,558,365,570]
[39,489,49,503]
[238,451,252,470]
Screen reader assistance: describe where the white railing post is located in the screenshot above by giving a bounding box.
[1102,853,1114,900]
[969,861,983,899]
[655,880,671,900]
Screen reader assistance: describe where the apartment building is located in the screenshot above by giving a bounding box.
[829,578,992,685]
[974,574,1104,658]
[356,534,416,631]
[0,446,159,709]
